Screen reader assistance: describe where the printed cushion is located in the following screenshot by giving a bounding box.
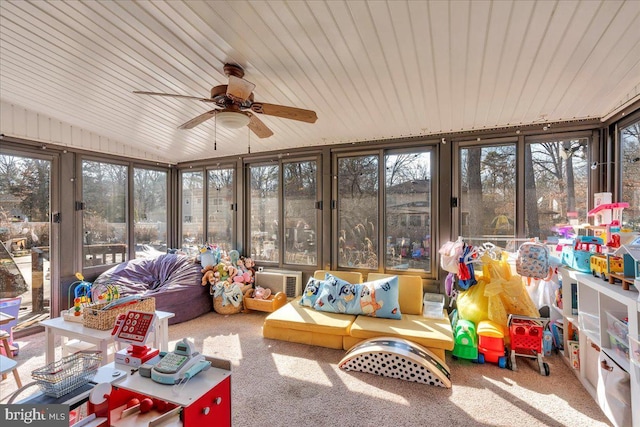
[299,277,327,307]
[313,274,402,320]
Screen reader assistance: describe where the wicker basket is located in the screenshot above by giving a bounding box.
[213,296,242,315]
[83,297,155,330]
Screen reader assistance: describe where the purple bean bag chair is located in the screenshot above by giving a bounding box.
[92,254,210,325]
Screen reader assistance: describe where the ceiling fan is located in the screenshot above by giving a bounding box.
[134,64,317,138]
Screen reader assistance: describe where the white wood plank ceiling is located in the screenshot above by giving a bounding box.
[1,0,639,164]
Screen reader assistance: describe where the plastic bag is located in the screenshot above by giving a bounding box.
[525,271,560,311]
[480,253,540,328]
[456,279,489,326]
[439,240,464,273]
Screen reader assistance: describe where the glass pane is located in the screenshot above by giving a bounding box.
[134,168,167,258]
[82,160,127,267]
[250,164,279,262]
[621,120,640,231]
[0,154,51,326]
[459,144,516,248]
[207,168,234,253]
[181,171,204,255]
[337,155,378,269]
[524,138,589,240]
[284,161,317,266]
[385,151,432,271]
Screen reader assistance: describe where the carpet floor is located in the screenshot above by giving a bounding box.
[0,310,612,426]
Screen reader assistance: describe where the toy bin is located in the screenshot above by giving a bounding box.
[608,331,630,361]
[605,311,628,341]
[423,293,445,319]
[578,312,600,340]
[630,335,640,367]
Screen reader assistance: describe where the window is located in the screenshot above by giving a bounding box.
[249,164,279,262]
[82,160,128,267]
[620,119,640,231]
[385,151,432,272]
[459,144,516,247]
[524,138,589,240]
[134,168,167,259]
[207,168,234,252]
[181,170,204,253]
[337,155,379,269]
[284,160,318,266]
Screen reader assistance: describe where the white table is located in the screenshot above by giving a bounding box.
[40,310,175,366]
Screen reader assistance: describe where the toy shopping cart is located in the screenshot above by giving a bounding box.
[507,314,550,376]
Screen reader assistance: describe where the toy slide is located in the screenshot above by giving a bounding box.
[339,337,451,388]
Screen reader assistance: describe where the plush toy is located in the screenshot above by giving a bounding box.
[228,249,240,267]
[233,258,253,286]
[215,262,228,282]
[201,266,216,286]
[241,256,256,285]
[200,245,221,269]
[253,286,272,300]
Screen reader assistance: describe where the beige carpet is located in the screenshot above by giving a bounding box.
[1,310,611,427]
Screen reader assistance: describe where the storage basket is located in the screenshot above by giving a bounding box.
[213,295,242,315]
[31,351,102,398]
[83,297,155,330]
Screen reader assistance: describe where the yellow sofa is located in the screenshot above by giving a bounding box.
[262,271,454,359]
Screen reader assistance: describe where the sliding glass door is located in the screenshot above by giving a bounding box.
[0,151,55,330]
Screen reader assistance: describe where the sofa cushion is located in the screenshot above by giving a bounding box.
[349,312,454,351]
[313,275,402,320]
[367,273,424,315]
[265,297,356,336]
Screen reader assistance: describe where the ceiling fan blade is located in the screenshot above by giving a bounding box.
[247,112,274,138]
[250,102,317,123]
[178,110,218,129]
[133,91,215,103]
[226,76,255,103]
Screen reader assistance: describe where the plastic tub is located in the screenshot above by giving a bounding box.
[578,312,599,338]
[422,293,445,319]
[630,335,640,367]
[608,331,630,361]
[605,311,628,341]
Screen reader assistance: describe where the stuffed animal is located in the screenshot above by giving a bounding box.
[242,256,256,285]
[253,286,271,300]
[233,258,253,285]
[201,266,216,286]
[228,249,240,267]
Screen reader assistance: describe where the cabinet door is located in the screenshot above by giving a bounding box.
[182,375,231,426]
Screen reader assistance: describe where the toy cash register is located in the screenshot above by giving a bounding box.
[151,338,211,385]
[111,310,159,367]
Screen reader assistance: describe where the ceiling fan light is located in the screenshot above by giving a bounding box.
[216,111,250,129]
